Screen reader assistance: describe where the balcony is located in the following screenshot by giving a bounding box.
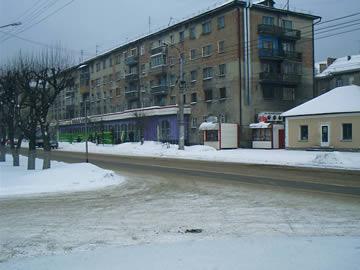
[124,71,139,81]
[124,89,140,100]
[259,72,301,86]
[149,64,167,75]
[258,24,301,40]
[258,48,302,62]
[150,45,167,55]
[151,84,169,95]
[125,55,139,66]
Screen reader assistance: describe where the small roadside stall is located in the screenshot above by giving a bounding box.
[249,122,285,149]
[199,119,238,150]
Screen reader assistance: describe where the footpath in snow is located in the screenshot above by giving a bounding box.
[52,141,360,170]
[2,237,359,270]
[0,155,125,197]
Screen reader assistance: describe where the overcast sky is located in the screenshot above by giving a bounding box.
[0,0,359,63]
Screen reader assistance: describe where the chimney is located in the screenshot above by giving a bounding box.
[319,63,327,73]
[256,0,275,8]
[327,57,336,66]
[347,55,352,61]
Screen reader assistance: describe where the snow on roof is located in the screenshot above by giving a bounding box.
[282,85,360,117]
[199,122,219,131]
[249,122,271,129]
[316,54,360,78]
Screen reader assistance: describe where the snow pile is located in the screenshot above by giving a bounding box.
[54,141,360,170]
[282,85,360,117]
[2,237,359,270]
[316,54,360,78]
[0,155,125,197]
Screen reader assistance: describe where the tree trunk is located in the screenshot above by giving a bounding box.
[12,148,20,166]
[27,149,36,170]
[0,144,5,162]
[41,124,51,170]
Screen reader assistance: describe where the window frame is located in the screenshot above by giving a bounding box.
[202,20,212,35]
[299,125,309,141]
[217,16,225,29]
[342,123,352,141]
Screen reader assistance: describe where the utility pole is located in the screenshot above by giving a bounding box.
[84,96,89,163]
[178,55,185,150]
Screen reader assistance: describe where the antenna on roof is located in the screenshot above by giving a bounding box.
[96,45,100,56]
[286,0,290,10]
[148,16,151,34]
[168,17,174,26]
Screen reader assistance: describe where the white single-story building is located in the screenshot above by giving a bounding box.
[281,85,360,151]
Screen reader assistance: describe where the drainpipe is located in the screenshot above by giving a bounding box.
[312,17,322,98]
[237,7,243,147]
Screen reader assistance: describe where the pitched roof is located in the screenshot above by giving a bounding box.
[316,54,360,78]
[282,85,360,117]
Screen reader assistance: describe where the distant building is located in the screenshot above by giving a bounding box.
[50,0,319,146]
[315,54,360,96]
[282,85,360,151]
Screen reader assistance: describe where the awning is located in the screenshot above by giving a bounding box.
[199,122,219,131]
[249,122,271,129]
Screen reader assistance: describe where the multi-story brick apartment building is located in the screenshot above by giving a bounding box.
[50,0,319,147]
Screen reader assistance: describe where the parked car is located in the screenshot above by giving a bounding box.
[36,139,59,149]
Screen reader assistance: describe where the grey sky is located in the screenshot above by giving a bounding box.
[0,0,359,63]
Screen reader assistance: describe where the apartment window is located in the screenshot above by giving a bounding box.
[170,74,176,86]
[116,88,121,96]
[282,42,295,52]
[96,63,101,72]
[300,125,308,141]
[263,86,275,99]
[219,87,227,99]
[90,64,94,73]
[183,94,186,104]
[218,40,225,53]
[115,71,121,81]
[202,21,212,35]
[170,96,176,105]
[115,54,121,65]
[282,20,293,29]
[190,49,197,60]
[202,44,213,57]
[170,34,174,44]
[102,59,107,69]
[342,124,352,140]
[191,92,197,103]
[140,45,145,55]
[262,16,274,25]
[262,40,274,49]
[130,48,137,56]
[191,117,198,129]
[141,64,146,75]
[217,16,225,29]
[204,89,213,101]
[203,67,213,80]
[282,88,295,101]
[190,70,197,82]
[219,64,226,77]
[189,26,196,39]
[179,31,185,42]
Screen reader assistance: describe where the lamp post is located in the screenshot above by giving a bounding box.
[0,22,22,29]
[84,97,89,163]
[163,42,185,150]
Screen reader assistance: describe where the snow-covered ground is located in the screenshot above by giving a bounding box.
[52,141,360,170]
[2,237,359,270]
[0,155,125,197]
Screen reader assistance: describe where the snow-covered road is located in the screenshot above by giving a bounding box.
[1,168,360,264]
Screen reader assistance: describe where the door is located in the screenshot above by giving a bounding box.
[278,129,285,149]
[320,124,330,147]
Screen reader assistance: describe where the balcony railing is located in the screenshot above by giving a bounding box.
[259,72,301,85]
[125,55,139,66]
[258,48,302,61]
[149,64,167,75]
[124,89,140,99]
[258,24,301,40]
[124,71,139,81]
[150,45,167,55]
[150,84,169,95]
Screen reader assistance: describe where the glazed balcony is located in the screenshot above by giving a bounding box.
[259,72,301,86]
[258,48,302,62]
[150,84,169,95]
[258,24,301,40]
[124,71,139,81]
[149,64,167,75]
[124,89,140,100]
[150,44,167,55]
[125,55,139,66]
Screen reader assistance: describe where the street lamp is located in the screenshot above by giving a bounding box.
[84,96,89,163]
[0,22,22,29]
[163,42,186,150]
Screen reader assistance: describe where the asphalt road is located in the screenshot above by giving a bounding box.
[22,149,360,197]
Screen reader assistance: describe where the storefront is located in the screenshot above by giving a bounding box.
[199,121,238,150]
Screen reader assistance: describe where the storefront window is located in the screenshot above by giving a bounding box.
[206,130,218,141]
[253,129,271,141]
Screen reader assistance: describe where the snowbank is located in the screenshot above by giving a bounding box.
[53,141,360,170]
[2,237,359,270]
[0,155,125,197]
